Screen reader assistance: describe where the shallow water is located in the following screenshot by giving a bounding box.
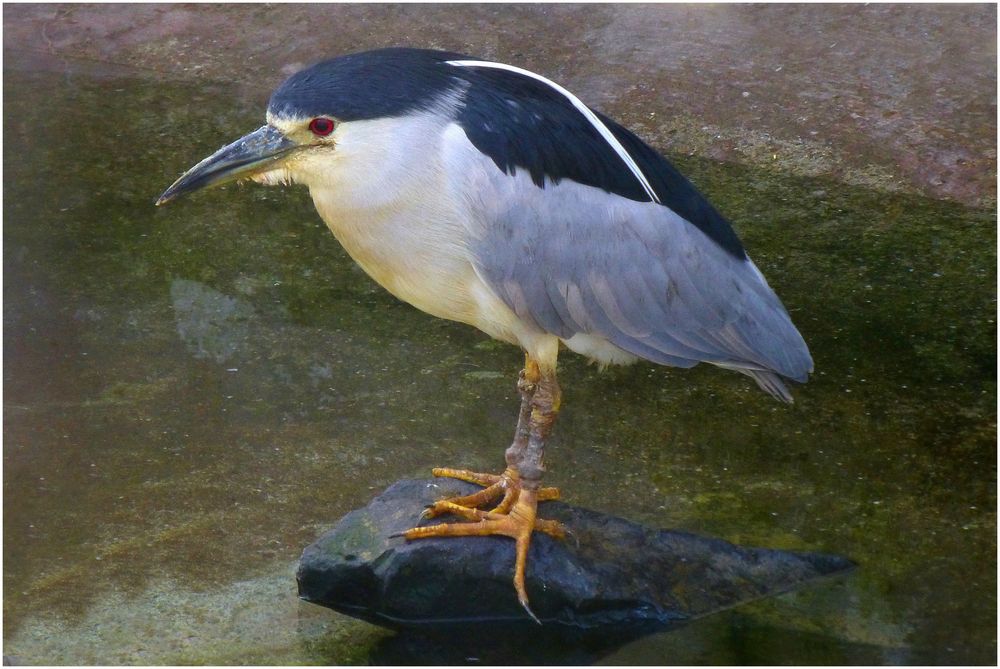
[3,61,995,665]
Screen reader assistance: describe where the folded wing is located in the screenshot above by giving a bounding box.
[443,62,813,400]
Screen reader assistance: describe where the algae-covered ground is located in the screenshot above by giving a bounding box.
[3,32,996,667]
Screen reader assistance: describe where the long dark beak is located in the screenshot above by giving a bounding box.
[156,125,296,206]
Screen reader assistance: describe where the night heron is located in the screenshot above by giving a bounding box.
[157,47,813,619]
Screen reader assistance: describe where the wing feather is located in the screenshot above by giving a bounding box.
[444,125,812,397]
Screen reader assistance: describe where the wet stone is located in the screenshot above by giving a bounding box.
[297,478,854,637]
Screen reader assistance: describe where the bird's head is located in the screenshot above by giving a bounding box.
[154,103,336,207]
[156,48,464,206]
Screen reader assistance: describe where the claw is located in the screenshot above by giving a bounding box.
[520,597,541,625]
[402,470,559,617]
[564,525,580,549]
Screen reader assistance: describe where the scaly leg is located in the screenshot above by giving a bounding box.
[422,360,559,519]
[398,354,563,619]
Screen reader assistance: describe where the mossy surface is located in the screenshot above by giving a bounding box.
[3,66,995,664]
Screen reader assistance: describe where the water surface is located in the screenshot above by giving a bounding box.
[3,59,995,664]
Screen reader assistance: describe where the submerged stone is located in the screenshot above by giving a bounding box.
[297,478,854,637]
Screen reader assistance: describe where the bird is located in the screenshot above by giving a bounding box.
[157,47,813,620]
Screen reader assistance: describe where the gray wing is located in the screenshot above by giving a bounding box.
[462,164,813,401]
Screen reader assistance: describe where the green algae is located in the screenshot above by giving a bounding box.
[3,65,995,664]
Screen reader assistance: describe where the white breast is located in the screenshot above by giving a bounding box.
[301,112,528,346]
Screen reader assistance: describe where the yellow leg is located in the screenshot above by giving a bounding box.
[400,489,562,618]
[424,466,559,518]
[422,499,566,539]
[430,467,502,487]
[400,353,563,620]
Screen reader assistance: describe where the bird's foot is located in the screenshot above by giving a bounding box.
[397,468,564,621]
[423,466,559,517]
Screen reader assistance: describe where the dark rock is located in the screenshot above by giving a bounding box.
[298,478,854,636]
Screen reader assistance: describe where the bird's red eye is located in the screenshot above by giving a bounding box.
[308,117,335,136]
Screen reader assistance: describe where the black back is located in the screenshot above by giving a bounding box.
[269,48,746,259]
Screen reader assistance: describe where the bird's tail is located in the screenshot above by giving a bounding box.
[745,369,795,403]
